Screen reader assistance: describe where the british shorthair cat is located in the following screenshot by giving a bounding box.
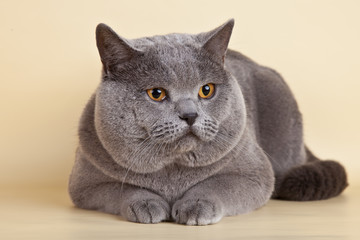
[69,19,347,225]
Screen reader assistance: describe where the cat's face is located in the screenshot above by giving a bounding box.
[94,20,246,173]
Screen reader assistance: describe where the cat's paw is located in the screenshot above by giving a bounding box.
[172,198,224,225]
[124,198,170,224]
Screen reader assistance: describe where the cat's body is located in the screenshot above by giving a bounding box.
[69,20,348,225]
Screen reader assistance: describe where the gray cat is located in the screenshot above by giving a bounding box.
[68,19,348,225]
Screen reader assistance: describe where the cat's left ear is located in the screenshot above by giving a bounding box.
[200,19,234,65]
[96,23,142,74]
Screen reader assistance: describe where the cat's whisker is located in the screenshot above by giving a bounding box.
[133,138,156,165]
[149,143,162,165]
[121,136,154,193]
[122,118,170,179]
[214,132,234,150]
[121,139,158,192]
[214,133,261,164]
[125,136,151,163]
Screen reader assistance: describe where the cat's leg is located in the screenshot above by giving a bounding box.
[69,153,170,223]
[74,183,170,223]
[118,185,171,223]
[172,169,274,225]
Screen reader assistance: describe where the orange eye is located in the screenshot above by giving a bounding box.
[146,88,166,101]
[198,83,215,99]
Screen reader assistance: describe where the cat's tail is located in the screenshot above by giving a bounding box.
[275,147,348,201]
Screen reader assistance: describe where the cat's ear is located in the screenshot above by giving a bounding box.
[96,23,141,73]
[201,19,234,64]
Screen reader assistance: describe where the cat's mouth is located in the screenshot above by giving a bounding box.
[149,122,212,153]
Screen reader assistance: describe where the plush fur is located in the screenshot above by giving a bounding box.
[68,19,348,225]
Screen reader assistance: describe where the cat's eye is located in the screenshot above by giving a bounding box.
[198,83,215,99]
[147,88,166,102]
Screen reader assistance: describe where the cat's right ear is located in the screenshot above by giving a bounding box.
[200,19,234,65]
[96,23,141,74]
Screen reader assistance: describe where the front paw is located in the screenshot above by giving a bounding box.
[172,198,224,225]
[124,198,170,224]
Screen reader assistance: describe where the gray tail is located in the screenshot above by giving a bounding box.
[275,147,348,201]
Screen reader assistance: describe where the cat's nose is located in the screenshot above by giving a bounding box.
[179,112,198,126]
[176,98,198,125]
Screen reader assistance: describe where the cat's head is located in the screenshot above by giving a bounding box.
[94,19,247,173]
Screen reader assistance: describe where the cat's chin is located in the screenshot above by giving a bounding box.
[174,133,199,153]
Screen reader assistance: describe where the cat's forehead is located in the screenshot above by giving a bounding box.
[130,34,205,86]
[131,33,201,60]
[121,33,226,89]
[132,33,199,49]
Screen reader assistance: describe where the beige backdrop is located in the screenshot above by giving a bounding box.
[1,0,359,188]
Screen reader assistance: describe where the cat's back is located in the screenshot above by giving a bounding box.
[225,49,306,175]
[225,49,285,88]
[225,48,301,141]
[224,49,263,133]
[225,48,299,119]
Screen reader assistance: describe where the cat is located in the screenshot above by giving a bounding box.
[68,19,348,225]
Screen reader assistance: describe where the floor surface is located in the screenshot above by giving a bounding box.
[1,185,359,240]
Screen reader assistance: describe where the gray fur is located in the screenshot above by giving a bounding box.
[69,19,347,225]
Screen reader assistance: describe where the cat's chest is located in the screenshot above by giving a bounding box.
[126,162,224,203]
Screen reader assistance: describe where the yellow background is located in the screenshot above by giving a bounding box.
[1,0,359,189]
